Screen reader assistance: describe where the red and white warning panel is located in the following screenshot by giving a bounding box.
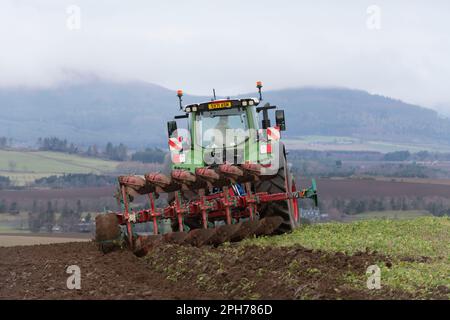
[267,127,280,141]
[168,136,183,152]
[260,142,273,154]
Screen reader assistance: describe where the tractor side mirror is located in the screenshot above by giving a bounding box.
[275,110,286,131]
[167,121,178,137]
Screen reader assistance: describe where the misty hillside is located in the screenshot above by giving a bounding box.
[1,80,449,148]
[260,88,450,144]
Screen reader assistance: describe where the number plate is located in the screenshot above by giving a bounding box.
[208,101,232,110]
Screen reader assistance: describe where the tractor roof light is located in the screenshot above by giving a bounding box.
[192,106,198,112]
[256,81,263,89]
[177,89,184,110]
[185,106,192,113]
[256,81,263,100]
[240,98,260,107]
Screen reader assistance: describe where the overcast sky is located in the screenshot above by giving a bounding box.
[1,0,449,110]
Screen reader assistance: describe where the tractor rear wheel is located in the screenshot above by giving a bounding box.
[255,143,296,234]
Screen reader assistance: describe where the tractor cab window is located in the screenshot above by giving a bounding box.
[195,109,249,148]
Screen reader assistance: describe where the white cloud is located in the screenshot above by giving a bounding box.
[0,0,449,109]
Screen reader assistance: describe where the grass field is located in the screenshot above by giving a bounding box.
[285,135,450,153]
[0,226,29,234]
[244,217,450,298]
[0,150,119,185]
[349,210,432,220]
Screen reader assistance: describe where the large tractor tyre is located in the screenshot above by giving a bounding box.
[255,143,296,234]
[95,213,122,253]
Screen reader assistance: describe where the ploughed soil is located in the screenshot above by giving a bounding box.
[0,241,442,300]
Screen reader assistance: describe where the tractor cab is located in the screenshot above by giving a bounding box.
[167,82,287,171]
[186,98,259,149]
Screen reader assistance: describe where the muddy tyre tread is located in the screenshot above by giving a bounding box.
[255,146,295,234]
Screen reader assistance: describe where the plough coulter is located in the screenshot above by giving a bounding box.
[95,82,318,254]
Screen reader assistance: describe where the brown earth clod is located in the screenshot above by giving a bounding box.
[162,232,189,245]
[255,216,283,236]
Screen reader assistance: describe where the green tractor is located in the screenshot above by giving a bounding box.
[95,82,318,253]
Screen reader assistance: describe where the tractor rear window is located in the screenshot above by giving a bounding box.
[195,109,249,148]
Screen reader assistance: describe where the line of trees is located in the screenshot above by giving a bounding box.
[33,173,116,188]
[0,176,11,189]
[0,198,118,216]
[104,142,128,161]
[38,137,78,153]
[0,136,12,149]
[290,149,450,162]
[27,200,87,232]
[0,199,18,214]
[383,150,411,161]
[131,147,166,163]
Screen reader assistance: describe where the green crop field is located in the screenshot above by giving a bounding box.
[244,217,450,298]
[349,210,433,220]
[0,150,119,185]
[284,135,450,153]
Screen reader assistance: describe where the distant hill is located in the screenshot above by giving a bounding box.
[1,79,450,148]
[259,88,450,145]
[0,80,185,147]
